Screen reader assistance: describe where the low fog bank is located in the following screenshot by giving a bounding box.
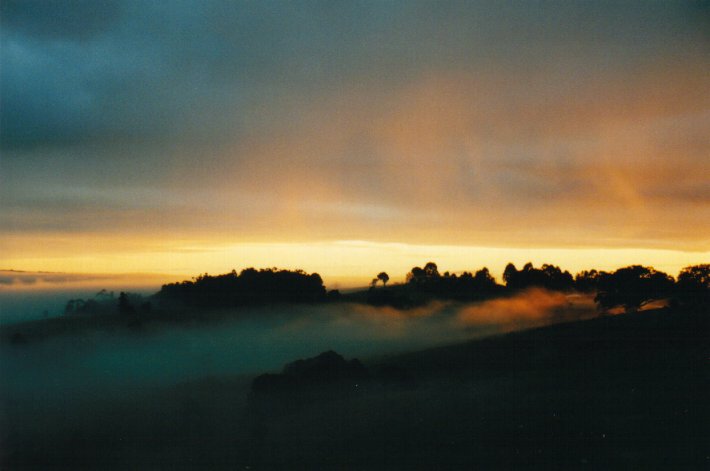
[0,289,602,463]
[458,288,597,332]
[0,287,158,325]
[1,290,595,408]
[0,270,179,325]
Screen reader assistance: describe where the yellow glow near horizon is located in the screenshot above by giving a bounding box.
[3,239,708,290]
[2,3,707,299]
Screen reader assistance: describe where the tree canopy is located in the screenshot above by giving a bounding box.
[675,264,710,307]
[157,268,327,308]
[377,272,390,286]
[403,263,502,301]
[594,265,674,313]
[503,263,574,292]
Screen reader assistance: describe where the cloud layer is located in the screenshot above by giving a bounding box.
[1,1,708,272]
[0,270,175,291]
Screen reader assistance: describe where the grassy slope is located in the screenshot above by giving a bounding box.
[3,307,708,470]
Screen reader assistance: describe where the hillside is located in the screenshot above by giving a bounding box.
[3,306,707,469]
[241,306,708,469]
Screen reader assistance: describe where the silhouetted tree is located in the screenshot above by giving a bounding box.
[473,267,497,291]
[406,266,424,284]
[64,299,85,315]
[541,264,574,291]
[403,262,502,301]
[406,262,440,288]
[65,294,115,316]
[503,262,573,291]
[95,289,114,300]
[423,262,440,279]
[503,263,519,288]
[157,268,327,308]
[674,264,709,307]
[575,269,604,293]
[595,266,674,313]
[118,291,134,315]
[377,272,390,286]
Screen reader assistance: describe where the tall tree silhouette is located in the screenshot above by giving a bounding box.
[377,272,390,286]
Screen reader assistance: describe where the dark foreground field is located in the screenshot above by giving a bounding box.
[2,306,708,470]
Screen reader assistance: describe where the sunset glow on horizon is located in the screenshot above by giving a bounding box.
[3,239,708,291]
[1,1,708,288]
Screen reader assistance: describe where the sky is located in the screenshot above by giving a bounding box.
[1,0,709,288]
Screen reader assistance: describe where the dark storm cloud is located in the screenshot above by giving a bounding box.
[2,1,706,150]
[0,0,400,149]
[0,0,122,40]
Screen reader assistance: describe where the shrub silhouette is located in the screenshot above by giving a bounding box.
[251,351,367,396]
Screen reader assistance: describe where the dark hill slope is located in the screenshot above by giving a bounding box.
[245,307,708,470]
[384,306,707,379]
[3,307,707,470]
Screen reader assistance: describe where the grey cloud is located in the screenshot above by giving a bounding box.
[2,1,705,150]
[0,276,15,285]
[642,183,710,204]
[0,270,85,286]
[0,1,389,149]
[0,270,169,288]
[0,0,123,40]
[1,1,708,250]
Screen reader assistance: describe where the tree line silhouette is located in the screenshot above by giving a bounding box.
[64,290,151,316]
[370,262,708,313]
[156,268,327,308]
[62,262,708,318]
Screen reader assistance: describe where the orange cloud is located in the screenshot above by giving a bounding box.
[2,52,707,280]
[203,59,708,250]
